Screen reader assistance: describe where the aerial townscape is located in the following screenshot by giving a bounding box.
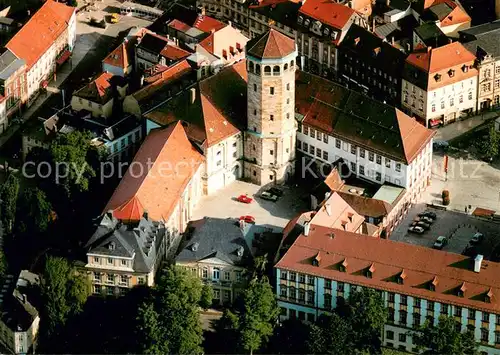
[1,0,500,353]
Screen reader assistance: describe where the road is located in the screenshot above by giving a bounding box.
[432,111,498,142]
[0,0,152,148]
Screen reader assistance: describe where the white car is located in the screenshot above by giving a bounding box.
[408,226,425,234]
[260,191,278,202]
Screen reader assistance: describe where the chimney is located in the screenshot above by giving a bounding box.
[300,55,305,69]
[325,203,331,216]
[474,254,483,273]
[372,17,375,32]
[386,0,390,7]
[239,219,246,231]
[190,87,196,104]
[324,191,331,201]
[304,221,310,236]
[140,75,145,87]
[228,20,232,27]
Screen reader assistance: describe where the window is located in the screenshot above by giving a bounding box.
[481,328,488,342]
[441,100,445,109]
[298,289,305,302]
[323,151,328,160]
[94,272,101,282]
[351,145,356,155]
[376,172,381,181]
[459,94,463,103]
[303,142,308,151]
[107,274,114,283]
[496,331,500,344]
[202,268,208,278]
[308,276,315,285]
[431,103,436,112]
[359,165,365,175]
[309,145,314,155]
[400,310,407,325]
[270,87,274,95]
[388,292,395,302]
[120,275,128,285]
[441,304,448,315]
[224,271,230,281]
[386,330,394,340]
[483,312,489,322]
[468,91,473,100]
[360,149,365,158]
[290,272,296,281]
[236,271,242,282]
[325,279,331,289]
[323,134,328,143]
[107,258,113,265]
[317,131,322,141]
[270,149,274,155]
[94,257,100,264]
[324,294,332,309]
[307,290,315,304]
[287,83,290,91]
[316,148,321,158]
[299,274,306,283]
[454,306,462,317]
[401,295,407,305]
[385,158,391,168]
[399,333,406,342]
[428,301,434,311]
[303,126,309,135]
[280,287,287,298]
[376,155,381,164]
[388,308,395,322]
[289,287,296,300]
[450,97,454,107]
[335,139,341,148]
[337,282,344,292]
[396,163,401,172]
[369,152,374,162]
[310,129,315,138]
[469,309,476,320]
[281,271,288,280]
[121,259,127,266]
[413,313,421,326]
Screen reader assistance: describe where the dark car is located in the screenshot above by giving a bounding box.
[470,233,484,245]
[433,236,448,250]
[418,211,437,220]
[268,187,283,197]
[411,221,430,230]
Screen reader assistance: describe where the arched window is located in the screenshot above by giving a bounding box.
[273,65,280,75]
[255,64,261,75]
[264,66,271,75]
[249,61,254,73]
[291,60,295,69]
[284,63,288,71]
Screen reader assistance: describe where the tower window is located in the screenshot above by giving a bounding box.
[253,84,257,92]
[253,144,256,151]
[253,170,256,176]
[284,63,288,71]
[273,65,280,75]
[254,109,257,115]
[287,98,290,104]
[269,175,274,180]
[287,83,290,91]
[270,115,274,121]
[264,66,271,75]
[270,150,274,155]
[270,87,275,95]
[291,60,294,68]
[249,61,254,73]
[256,64,261,75]
[253,127,256,132]
[286,113,290,119]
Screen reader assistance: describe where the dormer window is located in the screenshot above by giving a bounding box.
[485,288,493,303]
[339,258,348,272]
[457,282,467,297]
[434,74,441,82]
[304,19,310,27]
[462,64,468,73]
[373,47,381,56]
[429,276,438,291]
[324,27,330,36]
[448,69,455,77]
[312,251,321,267]
[298,15,303,24]
[354,37,360,46]
[331,31,338,40]
[397,269,407,284]
[366,263,375,278]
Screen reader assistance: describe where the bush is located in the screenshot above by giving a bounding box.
[442,190,450,199]
[443,196,450,206]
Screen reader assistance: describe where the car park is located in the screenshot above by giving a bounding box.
[237,195,253,204]
[411,221,430,230]
[470,232,484,245]
[433,236,448,249]
[260,191,279,202]
[408,226,425,234]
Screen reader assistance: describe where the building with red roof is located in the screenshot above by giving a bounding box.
[102,42,133,77]
[275,224,500,353]
[6,0,76,99]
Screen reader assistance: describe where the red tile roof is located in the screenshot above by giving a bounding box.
[439,1,471,26]
[102,42,131,70]
[246,29,296,59]
[406,42,476,73]
[160,44,191,62]
[299,0,356,31]
[73,72,114,104]
[168,19,192,32]
[276,225,500,313]
[337,192,393,218]
[6,0,75,69]
[104,121,204,222]
[193,15,226,33]
[199,33,215,54]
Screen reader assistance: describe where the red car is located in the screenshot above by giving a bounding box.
[237,195,253,204]
[240,215,256,224]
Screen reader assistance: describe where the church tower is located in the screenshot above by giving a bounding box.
[244,29,298,186]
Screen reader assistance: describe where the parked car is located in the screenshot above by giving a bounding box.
[411,221,430,230]
[433,140,449,150]
[419,216,434,224]
[89,17,107,28]
[408,226,425,234]
[239,215,255,224]
[418,211,437,220]
[260,191,279,202]
[268,187,283,197]
[433,236,448,249]
[237,195,253,204]
[470,232,484,245]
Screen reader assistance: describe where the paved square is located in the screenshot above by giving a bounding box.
[191,181,309,232]
[391,203,500,260]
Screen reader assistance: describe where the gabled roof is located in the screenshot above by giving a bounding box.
[296,71,435,164]
[276,225,500,313]
[73,72,114,105]
[103,42,131,69]
[311,192,365,232]
[176,217,253,266]
[6,0,75,69]
[144,60,247,148]
[0,49,24,81]
[337,191,393,219]
[160,43,191,62]
[138,32,169,55]
[299,0,356,31]
[104,121,204,222]
[193,14,226,33]
[246,29,295,59]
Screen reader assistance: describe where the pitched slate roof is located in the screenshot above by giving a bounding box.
[461,25,500,58]
[73,72,115,105]
[86,213,165,273]
[246,29,295,59]
[144,60,247,147]
[138,32,169,55]
[6,0,75,69]
[104,121,204,222]
[103,42,131,70]
[295,71,435,164]
[176,217,253,266]
[277,225,500,314]
[0,49,24,81]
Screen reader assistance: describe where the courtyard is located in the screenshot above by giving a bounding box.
[191,180,309,232]
[391,203,500,261]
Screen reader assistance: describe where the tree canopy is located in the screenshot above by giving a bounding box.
[411,315,478,355]
[15,187,53,235]
[136,266,210,355]
[40,256,90,337]
[0,173,19,233]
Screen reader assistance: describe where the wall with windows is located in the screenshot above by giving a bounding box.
[276,267,500,354]
[71,96,114,118]
[106,125,142,163]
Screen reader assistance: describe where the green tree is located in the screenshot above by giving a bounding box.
[308,313,353,355]
[0,174,19,233]
[222,278,279,354]
[479,125,500,160]
[67,0,78,6]
[200,283,213,310]
[15,187,53,234]
[40,256,90,336]
[268,318,312,354]
[136,302,168,354]
[136,266,207,355]
[411,315,478,355]
[0,248,7,277]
